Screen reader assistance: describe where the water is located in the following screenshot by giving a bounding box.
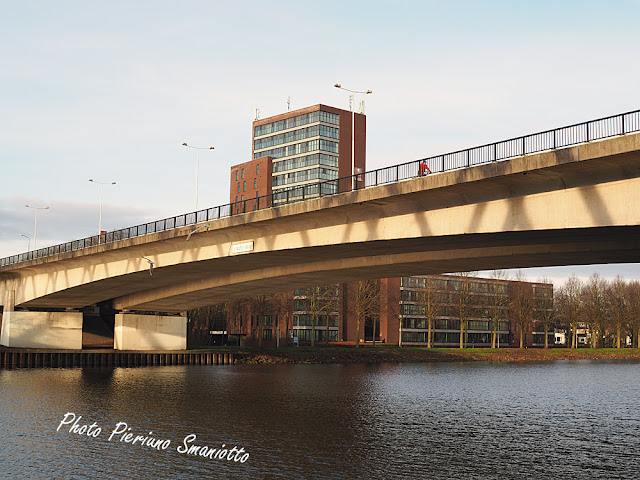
[1,360,639,479]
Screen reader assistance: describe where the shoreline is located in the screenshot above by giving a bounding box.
[2,345,640,369]
[228,346,640,364]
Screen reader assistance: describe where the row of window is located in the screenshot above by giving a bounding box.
[293,314,339,327]
[273,153,338,173]
[400,303,512,319]
[402,331,510,344]
[292,328,339,342]
[294,285,340,297]
[273,182,338,202]
[402,318,510,330]
[401,276,509,294]
[273,167,339,187]
[254,124,339,151]
[253,139,338,160]
[254,111,339,138]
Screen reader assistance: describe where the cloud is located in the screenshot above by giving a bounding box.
[0,195,161,257]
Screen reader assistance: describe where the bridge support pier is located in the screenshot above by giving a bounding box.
[0,310,83,349]
[114,313,187,351]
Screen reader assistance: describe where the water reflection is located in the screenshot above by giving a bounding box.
[1,361,640,479]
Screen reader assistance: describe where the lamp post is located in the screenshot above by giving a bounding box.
[334,84,372,190]
[25,204,49,252]
[20,234,30,252]
[89,179,116,241]
[182,143,214,212]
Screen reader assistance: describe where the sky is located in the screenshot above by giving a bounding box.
[1,0,639,287]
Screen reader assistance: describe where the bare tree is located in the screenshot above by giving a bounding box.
[249,295,273,348]
[489,270,509,348]
[626,280,640,349]
[534,278,555,349]
[510,271,533,348]
[353,279,380,348]
[606,275,628,349]
[450,272,477,349]
[556,275,583,348]
[581,273,607,348]
[275,290,295,346]
[304,285,339,347]
[415,276,442,348]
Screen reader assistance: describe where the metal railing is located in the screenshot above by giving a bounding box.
[2,108,639,268]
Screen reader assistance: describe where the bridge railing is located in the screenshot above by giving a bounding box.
[2,108,639,268]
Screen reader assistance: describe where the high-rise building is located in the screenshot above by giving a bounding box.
[229,104,366,208]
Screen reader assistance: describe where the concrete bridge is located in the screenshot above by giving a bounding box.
[2,132,640,350]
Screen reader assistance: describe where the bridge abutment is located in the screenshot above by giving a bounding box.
[0,310,83,349]
[114,313,187,350]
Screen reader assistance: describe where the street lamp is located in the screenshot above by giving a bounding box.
[89,179,116,241]
[24,204,49,252]
[334,83,372,190]
[182,143,214,212]
[20,234,30,252]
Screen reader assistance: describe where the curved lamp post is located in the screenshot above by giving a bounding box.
[25,204,49,252]
[20,234,30,252]
[182,143,214,212]
[334,84,372,190]
[89,179,116,242]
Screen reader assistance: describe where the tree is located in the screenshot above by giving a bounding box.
[353,279,380,348]
[606,276,627,349]
[249,295,273,348]
[489,270,510,348]
[626,280,640,348]
[275,290,295,346]
[510,271,533,348]
[581,273,607,348]
[304,285,339,347]
[556,275,583,348]
[450,272,477,349]
[416,276,442,348]
[534,278,555,349]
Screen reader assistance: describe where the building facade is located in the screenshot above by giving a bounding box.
[208,275,554,348]
[229,104,366,209]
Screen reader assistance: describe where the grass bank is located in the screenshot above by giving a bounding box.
[192,345,640,364]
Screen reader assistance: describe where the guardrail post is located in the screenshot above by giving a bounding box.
[522,137,525,156]
[622,114,625,135]
[586,122,590,142]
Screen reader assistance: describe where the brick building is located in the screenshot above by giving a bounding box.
[217,274,553,348]
[229,104,366,210]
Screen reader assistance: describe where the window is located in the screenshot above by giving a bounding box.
[257,164,260,175]
[253,178,257,189]
[241,168,244,179]
[241,195,243,201]
[243,181,246,192]
[235,170,239,181]
[235,196,238,203]
[263,329,272,340]
[237,183,240,193]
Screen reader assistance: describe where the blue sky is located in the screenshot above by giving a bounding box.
[2,0,639,286]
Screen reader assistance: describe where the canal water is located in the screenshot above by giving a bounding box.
[1,360,639,479]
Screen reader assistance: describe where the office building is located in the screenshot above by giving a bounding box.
[230,104,366,208]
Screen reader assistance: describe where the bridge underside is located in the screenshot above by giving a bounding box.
[8,225,640,312]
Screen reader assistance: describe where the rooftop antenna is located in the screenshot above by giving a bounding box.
[287,96,291,111]
[254,107,260,121]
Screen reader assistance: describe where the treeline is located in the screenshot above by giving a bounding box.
[556,273,640,349]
